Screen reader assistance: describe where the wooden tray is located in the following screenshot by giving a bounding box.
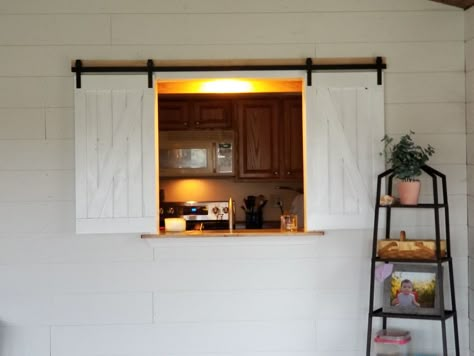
[377,239,446,260]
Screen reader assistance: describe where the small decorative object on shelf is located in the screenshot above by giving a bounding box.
[381,131,435,205]
[366,165,459,356]
[377,230,446,260]
[379,194,396,206]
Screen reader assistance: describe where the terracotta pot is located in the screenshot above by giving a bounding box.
[397,180,421,205]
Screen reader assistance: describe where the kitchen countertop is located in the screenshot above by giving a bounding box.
[141,229,325,247]
[142,228,324,238]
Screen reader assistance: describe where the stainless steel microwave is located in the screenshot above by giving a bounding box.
[159,130,234,177]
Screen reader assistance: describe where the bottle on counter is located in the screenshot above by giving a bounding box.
[228,197,235,231]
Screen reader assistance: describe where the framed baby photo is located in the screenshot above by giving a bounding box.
[383,263,441,315]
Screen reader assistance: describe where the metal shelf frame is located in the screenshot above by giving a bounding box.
[366,165,460,356]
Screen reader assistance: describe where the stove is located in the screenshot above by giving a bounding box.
[159,201,231,230]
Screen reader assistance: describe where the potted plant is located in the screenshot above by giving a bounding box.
[381,131,435,205]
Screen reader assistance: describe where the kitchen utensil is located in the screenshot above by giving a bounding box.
[277,200,284,214]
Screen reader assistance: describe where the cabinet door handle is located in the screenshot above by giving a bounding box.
[273,171,279,176]
[195,121,200,126]
[287,171,292,175]
[183,122,188,127]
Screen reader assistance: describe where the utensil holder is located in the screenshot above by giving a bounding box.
[245,211,263,229]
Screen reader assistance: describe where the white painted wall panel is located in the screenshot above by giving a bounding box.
[468,133,474,164]
[0,44,315,77]
[466,71,474,102]
[51,321,317,355]
[0,15,111,45]
[51,292,153,325]
[112,12,463,45]
[0,77,73,108]
[0,202,74,233]
[155,243,320,261]
[463,102,473,133]
[466,39,474,72]
[152,231,371,258]
[380,133,466,165]
[317,41,465,72]
[419,164,467,195]
[471,288,474,320]
[0,170,74,201]
[0,235,152,264]
[0,78,49,108]
[0,108,45,139]
[0,0,451,14]
[386,103,466,134]
[466,7,474,40]
[385,72,465,103]
[467,8,474,353]
[0,262,154,294]
[152,257,369,291]
[469,167,474,197]
[46,108,74,139]
[0,292,152,325]
[155,290,320,322]
[316,319,366,351]
[0,140,73,170]
[469,196,474,226]
[390,194,466,227]
[0,326,50,356]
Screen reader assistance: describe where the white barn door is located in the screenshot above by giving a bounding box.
[74,75,156,233]
[305,72,384,230]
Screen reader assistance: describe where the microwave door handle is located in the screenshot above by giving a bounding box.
[212,142,217,174]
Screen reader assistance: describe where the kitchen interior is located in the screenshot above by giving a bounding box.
[157,77,304,232]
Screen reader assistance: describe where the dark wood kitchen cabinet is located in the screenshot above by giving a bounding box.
[281,97,303,179]
[158,98,190,130]
[158,94,232,130]
[237,98,280,179]
[236,96,302,180]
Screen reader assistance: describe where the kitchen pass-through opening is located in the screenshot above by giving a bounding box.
[155,74,306,230]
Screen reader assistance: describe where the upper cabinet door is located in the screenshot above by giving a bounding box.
[305,72,384,230]
[158,95,232,130]
[193,98,232,129]
[236,98,280,179]
[281,97,303,179]
[74,75,156,233]
[158,99,191,130]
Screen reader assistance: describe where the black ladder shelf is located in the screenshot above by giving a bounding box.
[366,165,459,355]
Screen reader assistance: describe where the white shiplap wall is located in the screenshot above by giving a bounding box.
[466,6,474,356]
[0,0,469,355]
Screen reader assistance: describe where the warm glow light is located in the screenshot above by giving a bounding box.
[200,79,253,93]
[172,179,210,200]
[157,78,302,94]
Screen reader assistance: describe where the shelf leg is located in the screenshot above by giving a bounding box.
[366,315,373,356]
[447,258,460,355]
[452,312,460,356]
[441,319,448,356]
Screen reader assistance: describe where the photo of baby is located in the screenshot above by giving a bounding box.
[391,279,420,308]
[383,264,440,315]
